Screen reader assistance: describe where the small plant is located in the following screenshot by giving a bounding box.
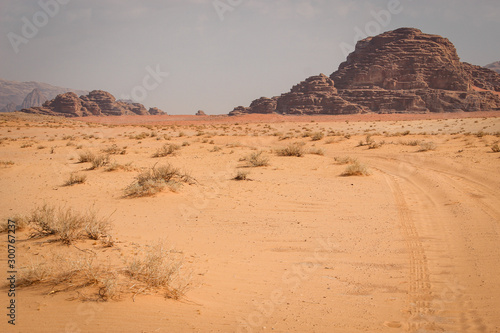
[491,143,500,153]
[0,160,14,167]
[105,162,135,172]
[311,132,324,141]
[341,161,370,177]
[308,148,325,156]
[276,143,305,157]
[102,144,126,155]
[244,151,269,167]
[152,143,180,158]
[334,156,358,165]
[233,170,250,181]
[90,154,110,169]
[418,141,437,152]
[124,164,193,197]
[63,173,87,186]
[78,150,95,163]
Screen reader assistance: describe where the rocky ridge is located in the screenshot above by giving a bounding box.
[230,28,500,115]
[22,90,166,117]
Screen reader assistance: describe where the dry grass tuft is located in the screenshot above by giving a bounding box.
[233,170,250,181]
[276,143,305,157]
[243,151,269,167]
[152,143,180,158]
[334,156,358,165]
[124,164,193,197]
[63,173,87,186]
[491,143,500,153]
[341,161,370,177]
[78,150,95,163]
[418,141,437,152]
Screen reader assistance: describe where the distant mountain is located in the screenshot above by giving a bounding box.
[485,61,500,74]
[20,88,47,109]
[0,78,88,111]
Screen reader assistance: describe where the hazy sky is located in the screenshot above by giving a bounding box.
[1,0,499,114]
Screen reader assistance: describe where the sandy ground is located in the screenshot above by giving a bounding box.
[0,112,500,332]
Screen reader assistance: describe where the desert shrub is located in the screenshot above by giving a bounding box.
[124,164,193,197]
[243,151,269,167]
[233,170,250,181]
[90,154,110,169]
[418,141,437,152]
[491,143,500,153]
[63,173,87,186]
[311,132,324,141]
[102,144,126,155]
[105,162,135,172]
[341,161,370,176]
[334,156,358,165]
[152,143,180,158]
[308,148,325,155]
[0,160,14,167]
[276,143,305,157]
[0,215,28,233]
[78,150,95,163]
[127,241,190,299]
[399,140,421,146]
[28,205,112,244]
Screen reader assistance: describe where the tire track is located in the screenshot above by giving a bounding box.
[383,174,434,332]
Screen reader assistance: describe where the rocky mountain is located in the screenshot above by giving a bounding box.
[0,79,88,111]
[21,90,166,117]
[230,28,500,115]
[20,89,47,109]
[485,61,500,74]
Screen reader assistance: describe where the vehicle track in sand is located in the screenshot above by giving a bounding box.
[369,154,497,332]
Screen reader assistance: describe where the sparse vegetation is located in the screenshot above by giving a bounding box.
[124,164,193,197]
[90,154,110,169]
[0,160,14,167]
[308,148,325,155]
[152,143,180,157]
[78,150,95,163]
[233,170,250,181]
[311,132,324,141]
[418,141,437,152]
[276,143,305,157]
[491,143,500,153]
[341,161,370,176]
[63,173,87,186]
[243,151,270,167]
[334,156,358,165]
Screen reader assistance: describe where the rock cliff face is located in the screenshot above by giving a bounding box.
[21,90,166,117]
[230,28,500,115]
[20,89,47,109]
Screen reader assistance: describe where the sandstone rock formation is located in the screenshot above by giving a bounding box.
[21,90,165,117]
[485,61,500,74]
[0,103,16,113]
[230,28,500,115]
[148,107,166,115]
[20,88,47,109]
[196,110,207,116]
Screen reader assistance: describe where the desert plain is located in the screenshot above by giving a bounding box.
[1,111,500,333]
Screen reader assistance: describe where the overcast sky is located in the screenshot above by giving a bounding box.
[1,0,499,114]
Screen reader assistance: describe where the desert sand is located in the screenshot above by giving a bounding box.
[1,112,500,333]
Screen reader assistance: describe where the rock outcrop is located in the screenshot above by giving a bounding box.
[485,61,500,74]
[21,90,166,117]
[196,110,206,116]
[0,103,16,113]
[230,28,500,115]
[148,107,166,115]
[20,88,47,109]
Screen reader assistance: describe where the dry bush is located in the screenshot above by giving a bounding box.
[90,154,110,169]
[124,164,193,197]
[233,170,250,181]
[308,148,325,156]
[243,151,269,167]
[491,143,500,153]
[0,160,14,167]
[334,156,358,165]
[28,205,112,244]
[127,241,190,299]
[311,132,324,141]
[399,140,421,146]
[418,141,437,152]
[276,143,305,157]
[63,173,87,186]
[341,161,370,177]
[78,150,95,163]
[105,162,135,172]
[152,143,180,157]
[102,144,126,155]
